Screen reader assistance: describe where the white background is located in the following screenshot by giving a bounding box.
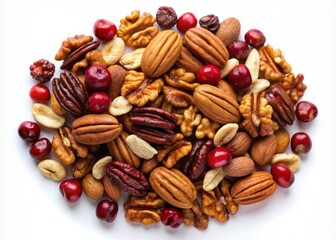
[0,0,335,239]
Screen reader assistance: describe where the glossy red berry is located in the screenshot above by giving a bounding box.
[161,208,183,228]
[96,199,118,223]
[88,92,111,113]
[207,147,232,168]
[59,179,83,203]
[93,19,117,41]
[228,41,250,61]
[244,29,266,48]
[18,121,41,142]
[85,65,111,92]
[197,64,221,85]
[228,64,252,89]
[29,137,52,160]
[291,132,312,155]
[295,101,318,122]
[177,12,197,34]
[270,163,295,188]
[29,59,55,83]
[29,84,51,102]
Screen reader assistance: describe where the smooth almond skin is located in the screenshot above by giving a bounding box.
[231,171,276,205]
[222,156,255,177]
[215,17,241,47]
[193,84,240,124]
[149,166,196,209]
[141,30,182,78]
[250,134,277,166]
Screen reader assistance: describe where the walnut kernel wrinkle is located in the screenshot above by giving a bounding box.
[156,6,178,29]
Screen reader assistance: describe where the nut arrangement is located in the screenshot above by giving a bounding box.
[18,6,319,230]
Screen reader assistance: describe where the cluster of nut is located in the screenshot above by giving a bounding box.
[23,6,316,231]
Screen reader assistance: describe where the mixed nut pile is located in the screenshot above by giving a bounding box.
[18,6,318,229]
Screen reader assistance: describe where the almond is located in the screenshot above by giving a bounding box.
[215,17,241,47]
[250,134,277,166]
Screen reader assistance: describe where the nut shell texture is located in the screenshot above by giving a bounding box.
[72,114,122,145]
[149,166,196,209]
[141,30,182,78]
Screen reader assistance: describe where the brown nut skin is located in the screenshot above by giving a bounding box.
[231,171,277,205]
[103,175,121,201]
[141,30,183,78]
[72,114,122,145]
[107,131,141,168]
[106,161,150,197]
[71,154,97,179]
[175,46,204,75]
[162,86,195,108]
[181,139,214,180]
[55,34,93,61]
[215,17,241,47]
[274,127,290,153]
[250,134,277,166]
[82,173,104,201]
[263,85,295,127]
[193,84,240,124]
[52,70,88,117]
[149,166,197,209]
[185,27,229,68]
[108,65,127,101]
[225,132,252,157]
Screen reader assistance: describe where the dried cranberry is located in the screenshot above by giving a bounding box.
[161,208,183,228]
[18,121,40,142]
[199,14,220,33]
[59,179,83,202]
[29,84,51,103]
[29,59,55,83]
[88,92,111,113]
[270,163,295,188]
[29,137,52,160]
[177,12,197,34]
[156,6,178,29]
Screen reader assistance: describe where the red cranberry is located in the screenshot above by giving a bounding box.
[177,12,197,34]
[18,121,40,142]
[197,64,221,85]
[244,29,266,48]
[291,132,312,155]
[29,59,55,83]
[207,147,232,168]
[96,199,118,223]
[93,19,117,41]
[161,208,183,228]
[85,65,111,92]
[228,41,250,61]
[29,84,51,103]
[270,163,295,188]
[228,64,252,89]
[88,92,111,113]
[59,179,83,203]
[29,137,52,160]
[295,100,318,122]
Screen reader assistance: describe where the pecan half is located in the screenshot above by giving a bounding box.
[71,153,97,179]
[72,114,122,145]
[263,85,295,126]
[52,70,88,117]
[107,131,140,168]
[181,139,213,180]
[55,34,93,61]
[121,70,164,107]
[231,171,277,205]
[185,27,229,68]
[149,166,197,209]
[106,161,150,197]
[61,40,100,70]
[239,92,274,138]
[124,192,166,225]
[175,46,204,75]
[130,107,177,145]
